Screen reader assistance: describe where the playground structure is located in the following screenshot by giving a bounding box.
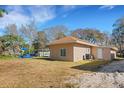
[19,47,32,58]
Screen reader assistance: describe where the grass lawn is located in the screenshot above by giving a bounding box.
[0,57,109,88]
[0,55,17,60]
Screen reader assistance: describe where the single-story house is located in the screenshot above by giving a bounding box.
[48,36,118,62]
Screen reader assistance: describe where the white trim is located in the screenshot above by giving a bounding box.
[73,46,75,62]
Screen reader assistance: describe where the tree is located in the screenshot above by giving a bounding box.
[0,8,8,17]
[37,31,48,49]
[32,31,48,52]
[0,35,24,55]
[1,24,26,56]
[4,24,24,47]
[5,24,18,36]
[103,32,112,46]
[71,28,107,45]
[19,21,38,53]
[112,17,124,56]
[44,25,67,42]
[0,40,4,54]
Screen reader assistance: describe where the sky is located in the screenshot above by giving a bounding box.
[0,5,124,36]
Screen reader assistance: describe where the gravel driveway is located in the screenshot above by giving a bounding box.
[65,60,124,88]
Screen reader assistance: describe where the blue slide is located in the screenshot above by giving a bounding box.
[19,47,32,58]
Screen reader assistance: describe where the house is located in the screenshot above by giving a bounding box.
[48,36,118,62]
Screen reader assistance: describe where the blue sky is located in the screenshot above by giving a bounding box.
[0,5,124,35]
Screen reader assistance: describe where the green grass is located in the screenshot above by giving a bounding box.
[0,55,17,60]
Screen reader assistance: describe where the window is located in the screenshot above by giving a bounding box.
[60,48,66,56]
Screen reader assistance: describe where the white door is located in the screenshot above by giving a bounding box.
[97,48,103,59]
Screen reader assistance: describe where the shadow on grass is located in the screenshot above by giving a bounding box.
[32,57,67,62]
[32,57,55,61]
[71,60,110,72]
[71,59,124,73]
[32,57,72,62]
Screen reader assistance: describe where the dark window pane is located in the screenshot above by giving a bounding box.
[60,48,66,56]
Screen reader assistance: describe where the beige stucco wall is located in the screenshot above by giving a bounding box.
[73,47,84,62]
[91,47,114,61]
[49,43,117,62]
[111,50,117,60]
[49,43,92,62]
[103,48,111,61]
[73,43,91,62]
[49,43,74,61]
[91,47,97,59]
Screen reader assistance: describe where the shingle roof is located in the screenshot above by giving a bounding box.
[48,36,98,46]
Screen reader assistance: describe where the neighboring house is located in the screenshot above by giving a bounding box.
[48,36,118,62]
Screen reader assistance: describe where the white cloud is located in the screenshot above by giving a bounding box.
[63,5,76,11]
[0,6,56,29]
[28,6,56,23]
[99,5,115,10]
[0,11,30,29]
[60,5,77,18]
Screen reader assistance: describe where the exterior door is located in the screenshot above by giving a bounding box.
[97,48,103,59]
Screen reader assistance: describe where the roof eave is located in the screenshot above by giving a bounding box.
[48,40,98,47]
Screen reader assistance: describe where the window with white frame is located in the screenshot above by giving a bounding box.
[60,48,66,56]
